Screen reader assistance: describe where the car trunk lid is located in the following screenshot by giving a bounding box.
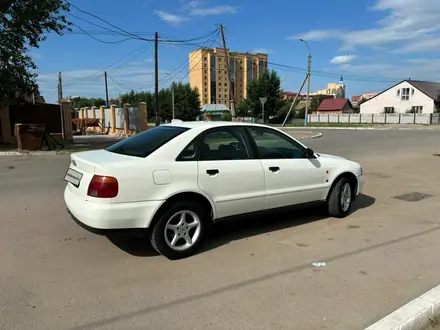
[64,150,135,202]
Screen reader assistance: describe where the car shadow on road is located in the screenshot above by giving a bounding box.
[201,194,376,255]
[107,194,375,258]
[106,234,157,257]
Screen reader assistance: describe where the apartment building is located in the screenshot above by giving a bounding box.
[189,48,268,107]
[311,76,346,99]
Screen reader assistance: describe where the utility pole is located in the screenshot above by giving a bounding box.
[154,31,160,126]
[281,75,308,127]
[219,24,236,121]
[58,72,63,104]
[171,83,175,119]
[301,38,312,127]
[104,71,109,107]
[305,54,311,126]
[58,72,65,141]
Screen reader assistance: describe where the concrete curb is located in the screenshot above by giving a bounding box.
[282,126,436,131]
[282,126,393,130]
[365,283,440,330]
[296,132,323,140]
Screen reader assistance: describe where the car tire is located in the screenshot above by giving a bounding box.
[327,177,353,218]
[149,200,209,260]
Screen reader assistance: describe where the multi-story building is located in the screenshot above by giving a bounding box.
[189,47,268,107]
[351,92,378,107]
[311,76,346,98]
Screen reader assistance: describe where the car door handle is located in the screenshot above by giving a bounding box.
[206,169,219,176]
[269,166,280,172]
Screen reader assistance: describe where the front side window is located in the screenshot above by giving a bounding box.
[199,128,249,161]
[106,126,188,158]
[248,127,306,159]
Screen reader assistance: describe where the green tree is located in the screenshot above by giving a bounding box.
[71,97,106,108]
[0,0,70,105]
[222,112,232,121]
[435,95,440,113]
[120,83,201,122]
[236,99,251,118]
[357,97,367,106]
[246,70,283,121]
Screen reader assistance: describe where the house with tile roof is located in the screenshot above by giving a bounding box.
[316,98,354,114]
[360,80,440,114]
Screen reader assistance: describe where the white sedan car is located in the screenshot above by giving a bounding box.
[64,121,364,259]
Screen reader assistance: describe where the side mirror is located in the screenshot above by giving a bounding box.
[305,148,315,159]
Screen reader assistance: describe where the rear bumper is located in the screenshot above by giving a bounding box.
[64,186,163,230]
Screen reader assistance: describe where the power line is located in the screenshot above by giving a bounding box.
[108,76,136,91]
[157,30,220,88]
[104,31,220,93]
[268,61,405,83]
[66,1,155,42]
[71,23,134,44]
[68,13,130,37]
[175,31,220,84]
[67,1,219,46]
[62,42,153,88]
[109,43,153,73]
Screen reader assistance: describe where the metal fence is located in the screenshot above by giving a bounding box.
[308,113,438,125]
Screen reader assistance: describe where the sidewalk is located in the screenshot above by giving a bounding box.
[286,131,323,139]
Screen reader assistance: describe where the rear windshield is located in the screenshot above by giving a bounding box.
[106,126,188,158]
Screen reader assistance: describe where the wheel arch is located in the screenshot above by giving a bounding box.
[326,171,358,202]
[148,191,215,228]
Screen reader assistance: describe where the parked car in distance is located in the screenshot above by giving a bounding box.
[64,120,364,259]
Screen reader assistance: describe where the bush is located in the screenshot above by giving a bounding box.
[222,112,232,121]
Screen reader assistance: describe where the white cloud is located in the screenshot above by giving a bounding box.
[189,5,238,16]
[251,48,274,54]
[394,38,440,53]
[330,55,357,64]
[334,59,440,82]
[287,0,440,53]
[155,1,238,25]
[154,10,188,25]
[286,29,340,41]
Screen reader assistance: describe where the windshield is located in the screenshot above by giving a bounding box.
[106,126,188,158]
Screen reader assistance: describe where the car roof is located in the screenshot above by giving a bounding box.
[162,120,269,130]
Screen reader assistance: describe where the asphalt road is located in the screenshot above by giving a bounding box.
[1,129,440,330]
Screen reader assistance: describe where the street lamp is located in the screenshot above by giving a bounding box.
[300,38,312,127]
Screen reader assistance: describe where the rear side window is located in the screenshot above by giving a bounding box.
[106,126,188,158]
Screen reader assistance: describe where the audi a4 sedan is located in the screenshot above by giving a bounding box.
[64,120,364,259]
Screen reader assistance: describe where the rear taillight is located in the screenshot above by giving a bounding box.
[87,175,119,198]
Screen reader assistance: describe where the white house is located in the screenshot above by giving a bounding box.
[360,80,440,114]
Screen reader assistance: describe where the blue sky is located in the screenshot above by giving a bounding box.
[34,0,440,103]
